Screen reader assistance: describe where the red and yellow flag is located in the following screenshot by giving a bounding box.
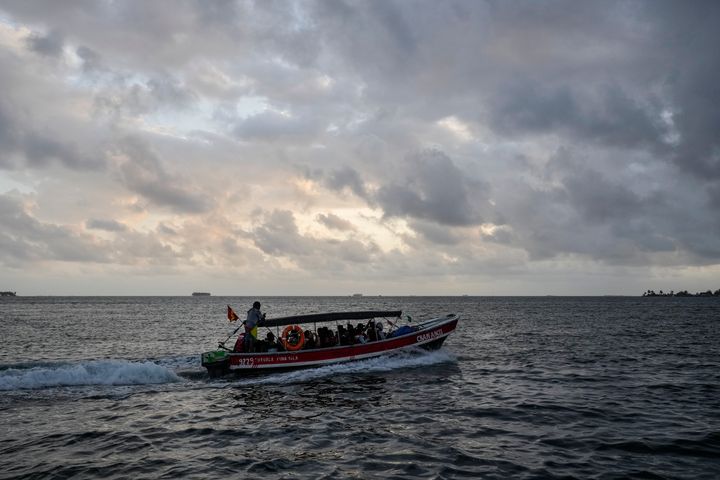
[227,305,239,322]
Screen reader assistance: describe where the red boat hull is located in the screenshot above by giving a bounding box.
[205,314,459,376]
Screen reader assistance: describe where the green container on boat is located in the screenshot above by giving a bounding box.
[201,350,228,365]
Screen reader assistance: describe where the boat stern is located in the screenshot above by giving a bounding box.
[201,350,230,377]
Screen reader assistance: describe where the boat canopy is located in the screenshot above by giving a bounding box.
[262,310,402,328]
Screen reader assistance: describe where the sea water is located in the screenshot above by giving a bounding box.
[1,296,718,479]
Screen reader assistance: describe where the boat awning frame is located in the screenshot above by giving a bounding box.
[262,310,402,328]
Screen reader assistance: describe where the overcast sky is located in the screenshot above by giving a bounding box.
[1,1,719,295]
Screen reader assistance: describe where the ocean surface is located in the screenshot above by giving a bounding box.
[1,296,719,479]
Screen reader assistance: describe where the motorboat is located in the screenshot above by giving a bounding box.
[201,310,459,377]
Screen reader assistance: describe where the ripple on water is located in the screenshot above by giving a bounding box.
[1,296,720,479]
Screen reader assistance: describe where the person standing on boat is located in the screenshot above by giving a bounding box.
[244,301,264,352]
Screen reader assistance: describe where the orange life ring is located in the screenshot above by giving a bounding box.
[281,325,305,351]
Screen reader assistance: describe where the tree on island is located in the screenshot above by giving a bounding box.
[643,288,720,297]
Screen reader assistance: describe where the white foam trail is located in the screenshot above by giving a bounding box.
[0,360,182,391]
[154,355,201,371]
[239,349,455,386]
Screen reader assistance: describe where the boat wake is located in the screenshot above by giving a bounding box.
[237,348,456,386]
[0,359,182,391]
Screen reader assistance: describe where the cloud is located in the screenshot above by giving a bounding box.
[407,220,461,246]
[0,101,100,171]
[317,213,356,231]
[374,149,489,227]
[2,1,720,293]
[251,210,313,256]
[232,110,322,141]
[86,218,127,232]
[324,166,367,198]
[490,149,720,264]
[114,136,211,214]
[487,82,667,150]
[0,193,108,265]
[0,193,188,268]
[90,71,199,120]
[250,209,379,270]
[26,29,64,57]
[0,45,106,171]
[76,45,103,72]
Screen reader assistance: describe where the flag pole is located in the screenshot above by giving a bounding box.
[218,322,245,350]
[218,305,244,350]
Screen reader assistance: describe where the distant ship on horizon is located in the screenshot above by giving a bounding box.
[1,291,17,296]
[352,293,363,297]
[192,292,211,296]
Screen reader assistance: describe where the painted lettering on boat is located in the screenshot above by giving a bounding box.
[233,354,301,368]
[416,328,443,343]
[279,355,299,362]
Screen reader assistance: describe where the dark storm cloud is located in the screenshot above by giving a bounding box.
[76,45,103,72]
[324,166,367,198]
[317,213,355,232]
[469,1,720,185]
[115,137,211,214]
[318,153,491,229]
[251,210,312,256]
[147,75,197,107]
[157,223,178,236]
[640,1,720,180]
[91,72,199,119]
[0,128,101,171]
[303,0,720,264]
[374,150,488,227]
[493,150,720,264]
[233,111,321,141]
[303,0,716,166]
[0,101,19,160]
[110,230,182,265]
[26,29,64,57]
[0,194,107,264]
[488,82,667,150]
[408,220,461,246]
[560,166,644,224]
[0,62,105,171]
[0,194,184,267]
[251,210,379,267]
[86,219,127,232]
[22,133,100,170]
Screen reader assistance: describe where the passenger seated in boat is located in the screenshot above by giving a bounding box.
[317,327,334,348]
[325,329,337,347]
[375,322,386,340]
[355,323,368,344]
[346,323,356,344]
[366,320,377,342]
[303,330,317,349]
[265,331,279,352]
[337,325,349,345]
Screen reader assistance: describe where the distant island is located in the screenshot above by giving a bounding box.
[192,292,211,296]
[1,291,16,296]
[642,289,720,297]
